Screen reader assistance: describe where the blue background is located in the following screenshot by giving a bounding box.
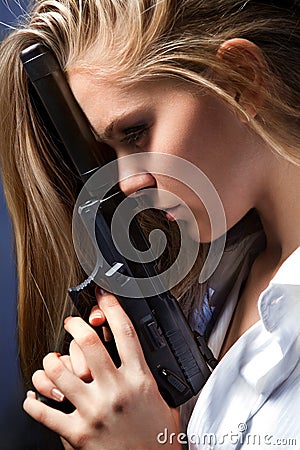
[0,2,62,448]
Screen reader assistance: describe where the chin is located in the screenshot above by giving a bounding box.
[187,220,228,244]
[187,221,209,243]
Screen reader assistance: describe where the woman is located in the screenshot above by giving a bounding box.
[0,0,299,448]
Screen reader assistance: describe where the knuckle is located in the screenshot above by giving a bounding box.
[119,321,136,338]
[59,355,72,371]
[35,407,48,426]
[89,413,106,430]
[132,372,156,395]
[141,376,156,394]
[42,353,52,367]
[101,294,119,308]
[31,369,43,384]
[110,390,128,414]
[76,329,99,348]
[82,406,106,432]
[32,370,50,390]
[43,354,64,379]
[68,316,82,327]
[71,427,89,449]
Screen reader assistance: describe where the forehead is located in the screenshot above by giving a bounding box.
[68,69,197,132]
[68,70,144,127]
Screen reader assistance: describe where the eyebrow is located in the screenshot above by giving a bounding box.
[94,106,150,142]
[95,110,135,141]
[96,119,117,141]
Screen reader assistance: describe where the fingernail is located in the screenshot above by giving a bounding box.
[93,309,104,318]
[89,308,105,326]
[26,390,36,399]
[51,388,65,402]
[95,286,108,296]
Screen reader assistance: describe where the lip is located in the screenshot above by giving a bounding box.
[130,187,153,198]
[132,192,182,220]
[162,204,181,221]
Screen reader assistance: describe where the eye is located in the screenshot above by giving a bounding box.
[120,123,150,146]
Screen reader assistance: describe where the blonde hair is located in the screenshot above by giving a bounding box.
[0,0,300,387]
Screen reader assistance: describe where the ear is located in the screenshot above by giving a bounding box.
[217,38,266,118]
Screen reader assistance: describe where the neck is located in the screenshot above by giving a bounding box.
[255,154,300,268]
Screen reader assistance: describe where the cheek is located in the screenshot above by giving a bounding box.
[150,111,226,187]
[151,117,202,159]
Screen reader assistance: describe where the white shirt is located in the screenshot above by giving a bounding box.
[187,246,300,450]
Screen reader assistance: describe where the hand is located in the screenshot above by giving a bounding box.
[23,290,181,450]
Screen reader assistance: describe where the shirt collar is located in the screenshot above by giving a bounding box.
[240,247,300,397]
[259,246,300,350]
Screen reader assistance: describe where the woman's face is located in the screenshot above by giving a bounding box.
[69,72,265,242]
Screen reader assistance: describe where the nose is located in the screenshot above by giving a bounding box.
[119,173,156,196]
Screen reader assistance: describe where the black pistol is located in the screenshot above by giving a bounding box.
[20,43,217,409]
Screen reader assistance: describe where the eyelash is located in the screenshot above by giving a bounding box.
[120,124,150,146]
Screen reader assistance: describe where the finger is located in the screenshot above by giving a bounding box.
[69,339,93,382]
[96,290,148,371]
[60,437,74,450]
[43,352,86,405]
[89,305,112,341]
[89,305,106,327]
[103,325,113,342]
[64,316,116,378]
[32,370,65,403]
[23,391,74,442]
[59,355,73,372]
